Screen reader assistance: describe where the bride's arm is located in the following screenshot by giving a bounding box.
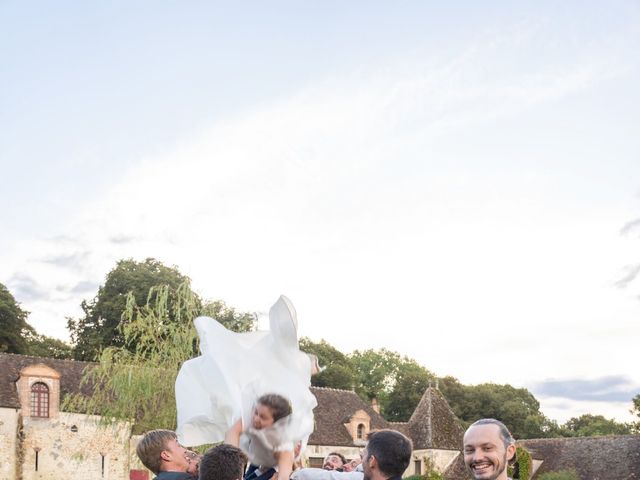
[275,450,294,480]
[225,419,243,447]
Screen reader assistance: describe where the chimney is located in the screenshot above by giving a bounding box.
[371,397,380,414]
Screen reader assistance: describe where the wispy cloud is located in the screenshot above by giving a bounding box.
[7,273,48,303]
[39,251,90,270]
[531,376,639,403]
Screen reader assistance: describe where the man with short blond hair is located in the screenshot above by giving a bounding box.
[136,429,195,479]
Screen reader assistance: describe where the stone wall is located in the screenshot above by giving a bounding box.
[416,448,460,476]
[20,412,131,480]
[0,408,20,480]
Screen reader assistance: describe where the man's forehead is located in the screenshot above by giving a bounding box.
[463,424,502,444]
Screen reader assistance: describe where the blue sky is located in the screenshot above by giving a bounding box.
[2,1,640,423]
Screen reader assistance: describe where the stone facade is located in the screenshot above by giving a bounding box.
[0,408,20,479]
[19,412,131,480]
[0,354,135,480]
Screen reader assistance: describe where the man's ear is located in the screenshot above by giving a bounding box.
[160,450,171,462]
[368,455,378,470]
[506,444,517,462]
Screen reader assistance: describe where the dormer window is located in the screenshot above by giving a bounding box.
[30,382,49,418]
[357,423,366,440]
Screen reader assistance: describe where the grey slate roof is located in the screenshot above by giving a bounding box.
[519,435,640,479]
[407,387,466,450]
[308,386,389,446]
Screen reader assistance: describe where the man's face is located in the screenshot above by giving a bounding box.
[323,454,345,471]
[463,425,515,480]
[185,450,201,476]
[163,438,190,471]
[361,448,372,480]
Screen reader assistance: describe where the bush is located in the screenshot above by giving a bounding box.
[508,446,532,480]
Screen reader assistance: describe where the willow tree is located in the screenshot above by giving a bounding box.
[64,282,255,434]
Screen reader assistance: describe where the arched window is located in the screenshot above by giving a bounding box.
[357,423,366,440]
[30,382,49,418]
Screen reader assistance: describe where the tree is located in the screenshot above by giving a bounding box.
[64,282,255,433]
[68,258,194,360]
[299,338,357,390]
[0,283,31,354]
[559,414,631,437]
[25,331,74,359]
[632,394,640,433]
[385,360,436,421]
[349,348,404,413]
[438,381,558,439]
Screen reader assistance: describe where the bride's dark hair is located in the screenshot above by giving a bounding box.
[257,393,292,422]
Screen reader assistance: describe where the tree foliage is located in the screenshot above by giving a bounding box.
[385,359,435,421]
[299,338,357,390]
[631,394,640,433]
[67,258,191,360]
[0,282,31,354]
[64,281,254,434]
[558,414,631,437]
[438,379,558,439]
[67,258,255,361]
[25,331,74,359]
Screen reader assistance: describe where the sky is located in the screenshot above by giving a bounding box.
[2,1,640,424]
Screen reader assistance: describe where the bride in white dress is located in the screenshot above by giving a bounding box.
[175,295,318,472]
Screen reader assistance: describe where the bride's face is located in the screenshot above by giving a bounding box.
[252,403,275,429]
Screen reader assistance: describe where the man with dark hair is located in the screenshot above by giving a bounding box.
[361,430,412,480]
[323,452,347,471]
[199,444,248,480]
[135,429,196,479]
[463,419,516,480]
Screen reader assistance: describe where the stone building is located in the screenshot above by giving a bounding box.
[305,386,469,478]
[3,352,640,480]
[0,353,139,480]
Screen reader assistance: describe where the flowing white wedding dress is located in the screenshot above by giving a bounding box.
[175,295,317,465]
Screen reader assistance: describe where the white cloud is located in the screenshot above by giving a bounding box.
[3,25,639,424]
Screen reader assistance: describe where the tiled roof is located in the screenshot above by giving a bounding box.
[407,387,466,450]
[387,421,411,437]
[519,435,640,479]
[308,386,389,446]
[442,454,473,480]
[0,352,94,409]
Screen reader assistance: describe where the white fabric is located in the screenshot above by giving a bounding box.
[175,295,317,467]
[292,469,364,480]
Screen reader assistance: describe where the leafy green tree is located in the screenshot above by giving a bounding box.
[0,283,31,354]
[65,282,254,434]
[559,414,631,437]
[385,360,436,421]
[349,348,404,413]
[438,381,557,439]
[25,331,73,359]
[299,338,357,390]
[632,394,640,433]
[68,258,255,360]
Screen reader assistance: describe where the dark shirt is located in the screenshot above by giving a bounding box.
[154,471,196,480]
